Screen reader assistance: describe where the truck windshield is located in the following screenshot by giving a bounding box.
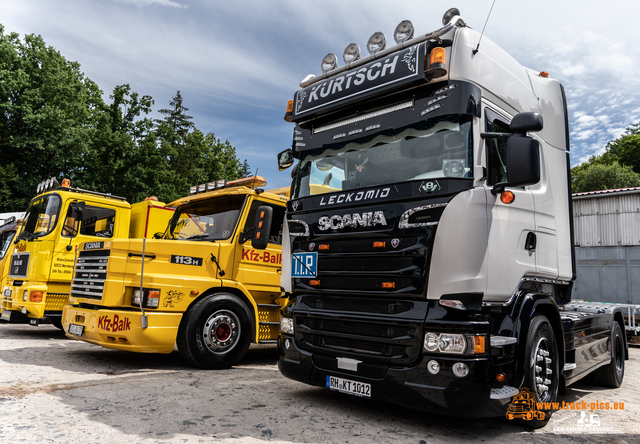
[0,229,17,260]
[18,195,62,240]
[296,114,473,198]
[165,194,246,241]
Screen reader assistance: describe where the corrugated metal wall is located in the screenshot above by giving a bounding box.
[572,191,640,304]
[572,246,640,304]
[573,192,640,247]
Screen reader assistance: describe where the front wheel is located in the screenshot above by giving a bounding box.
[517,314,559,429]
[177,293,252,369]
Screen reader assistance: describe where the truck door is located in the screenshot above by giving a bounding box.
[235,200,286,295]
[484,106,537,300]
[53,203,118,282]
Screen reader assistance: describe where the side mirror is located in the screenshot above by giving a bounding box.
[509,112,543,133]
[252,206,273,250]
[73,201,86,225]
[277,149,294,171]
[505,136,541,188]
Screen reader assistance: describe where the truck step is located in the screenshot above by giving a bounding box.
[257,304,282,308]
[258,339,278,344]
[259,322,280,326]
[564,363,577,371]
[489,386,519,400]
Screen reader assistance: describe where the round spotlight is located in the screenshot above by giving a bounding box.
[343,43,361,64]
[367,32,386,55]
[442,8,461,26]
[321,53,338,73]
[37,183,42,194]
[394,20,414,44]
[452,362,469,378]
[427,360,440,375]
[45,178,51,190]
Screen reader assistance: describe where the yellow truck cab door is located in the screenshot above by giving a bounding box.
[235,199,286,295]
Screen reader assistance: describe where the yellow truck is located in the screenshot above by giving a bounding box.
[63,176,288,369]
[0,217,22,317]
[1,178,174,328]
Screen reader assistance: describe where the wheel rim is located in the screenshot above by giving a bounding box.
[532,337,554,403]
[202,309,240,354]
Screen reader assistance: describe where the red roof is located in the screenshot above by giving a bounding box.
[572,187,640,197]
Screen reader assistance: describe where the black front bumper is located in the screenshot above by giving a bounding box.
[278,334,510,418]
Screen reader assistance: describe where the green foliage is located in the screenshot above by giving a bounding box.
[571,161,640,193]
[571,123,640,193]
[0,26,246,211]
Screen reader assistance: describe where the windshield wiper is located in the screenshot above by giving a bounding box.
[185,234,214,241]
[16,232,37,242]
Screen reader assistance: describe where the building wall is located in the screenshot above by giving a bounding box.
[572,190,640,304]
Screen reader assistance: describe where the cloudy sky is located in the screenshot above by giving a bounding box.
[3,0,640,189]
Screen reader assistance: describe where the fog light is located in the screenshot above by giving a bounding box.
[427,360,440,375]
[147,290,160,308]
[280,317,294,334]
[284,338,291,350]
[23,290,28,301]
[452,362,469,378]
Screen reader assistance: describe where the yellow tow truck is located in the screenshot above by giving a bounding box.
[1,178,174,328]
[63,176,288,369]
[0,217,22,318]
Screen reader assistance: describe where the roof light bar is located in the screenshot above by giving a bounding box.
[313,100,413,134]
[188,177,267,196]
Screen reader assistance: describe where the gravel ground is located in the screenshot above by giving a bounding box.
[0,323,639,443]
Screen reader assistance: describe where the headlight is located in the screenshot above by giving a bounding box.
[280,317,294,334]
[438,333,466,354]
[23,290,28,301]
[423,332,485,355]
[131,288,160,308]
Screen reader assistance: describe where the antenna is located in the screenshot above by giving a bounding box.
[473,0,497,55]
[252,168,259,189]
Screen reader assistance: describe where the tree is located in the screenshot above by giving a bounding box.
[601,123,640,174]
[0,25,105,211]
[239,159,251,177]
[571,161,640,193]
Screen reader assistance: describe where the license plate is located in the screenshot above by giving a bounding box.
[0,310,10,321]
[326,375,371,398]
[68,323,84,336]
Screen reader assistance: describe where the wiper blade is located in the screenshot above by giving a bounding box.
[17,232,36,241]
[186,234,212,241]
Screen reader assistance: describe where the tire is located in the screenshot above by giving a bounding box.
[592,322,625,388]
[517,314,559,429]
[49,317,64,330]
[177,293,252,369]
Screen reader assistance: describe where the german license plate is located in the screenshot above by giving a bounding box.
[326,375,371,398]
[68,323,84,336]
[0,310,11,321]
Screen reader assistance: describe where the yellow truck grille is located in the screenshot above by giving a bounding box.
[45,293,70,311]
[257,304,281,342]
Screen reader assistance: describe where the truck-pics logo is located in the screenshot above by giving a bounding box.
[506,388,546,421]
[319,187,391,206]
[242,248,282,264]
[318,211,387,231]
[97,314,131,332]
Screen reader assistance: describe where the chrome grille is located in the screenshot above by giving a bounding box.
[70,250,110,300]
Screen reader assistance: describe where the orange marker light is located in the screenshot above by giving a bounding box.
[373,241,386,248]
[496,372,506,383]
[473,335,486,354]
[29,291,43,302]
[260,211,265,219]
[310,280,321,286]
[61,178,71,187]
[382,282,396,289]
[284,100,294,122]
[500,191,515,204]
[319,244,330,251]
[430,47,446,66]
[286,100,294,113]
[540,71,549,78]
[256,232,261,240]
[258,221,263,229]
[190,290,199,296]
[118,338,127,343]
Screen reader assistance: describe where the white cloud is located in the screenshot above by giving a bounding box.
[111,0,187,8]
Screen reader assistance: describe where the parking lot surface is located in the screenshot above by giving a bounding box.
[0,323,639,443]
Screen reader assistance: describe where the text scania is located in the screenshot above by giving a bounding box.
[307,56,399,103]
[318,211,387,231]
[319,187,391,206]
[98,314,131,332]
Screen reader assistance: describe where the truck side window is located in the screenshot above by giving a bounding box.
[485,109,511,186]
[243,201,286,245]
[62,205,116,238]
